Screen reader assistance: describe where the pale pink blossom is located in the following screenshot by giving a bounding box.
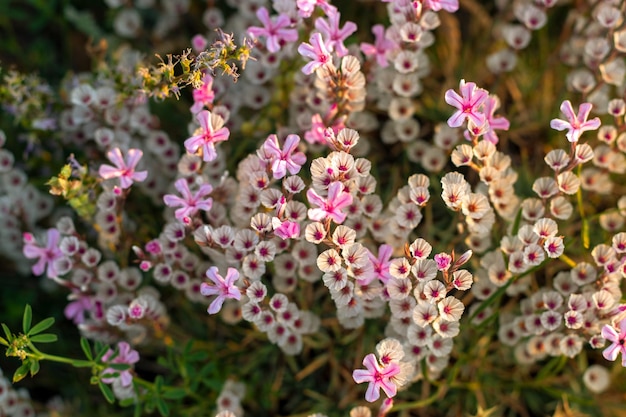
[425,0,459,12]
[200,267,241,314]
[261,134,306,179]
[248,7,298,53]
[550,100,601,143]
[601,319,626,366]
[184,110,230,161]
[360,24,396,68]
[298,32,332,75]
[444,80,488,128]
[23,229,63,278]
[101,342,139,387]
[163,178,213,223]
[315,9,357,57]
[98,148,148,189]
[307,181,353,224]
[352,353,401,402]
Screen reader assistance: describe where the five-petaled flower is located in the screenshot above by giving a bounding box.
[360,24,396,68]
[444,79,489,128]
[201,267,241,314]
[23,229,64,278]
[425,0,459,12]
[98,148,148,189]
[368,244,394,284]
[185,110,230,162]
[307,181,353,224]
[550,100,601,143]
[352,353,401,402]
[482,95,510,144]
[315,8,357,57]
[163,178,213,223]
[101,342,140,388]
[190,72,215,114]
[247,7,298,53]
[260,134,307,179]
[601,319,626,366]
[298,32,333,75]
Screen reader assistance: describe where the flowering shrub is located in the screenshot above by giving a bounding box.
[1,0,626,416]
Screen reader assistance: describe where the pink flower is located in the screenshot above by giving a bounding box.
[352,353,401,402]
[298,32,333,75]
[360,24,396,68]
[601,319,626,366]
[368,244,394,284]
[191,34,208,52]
[482,95,510,144]
[190,73,215,114]
[444,79,489,128]
[261,134,307,179]
[307,181,353,224]
[101,342,140,387]
[163,178,213,223]
[272,218,301,240]
[296,0,334,18]
[64,293,93,324]
[315,9,357,57]
[184,110,230,162]
[425,0,459,12]
[550,100,601,143]
[304,113,328,144]
[98,148,148,189]
[247,7,298,53]
[22,229,63,278]
[434,253,452,271]
[200,267,241,314]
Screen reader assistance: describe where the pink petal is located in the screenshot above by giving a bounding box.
[444,90,463,108]
[549,119,570,132]
[352,369,374,384]
[106,148,125,168]
[559,100,576,121]
[125,148,143,169]
[132,170,148,183]
[365,381,381,402]
[99,164,121,180]
[603,343,620,361]
[601,324,618,342]
[207,295,225,314]
[306,188,326,208]
[224,267,240,285]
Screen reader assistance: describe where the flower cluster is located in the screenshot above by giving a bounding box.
[3,0,626,416]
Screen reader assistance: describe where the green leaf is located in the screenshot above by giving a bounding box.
[95,343,110,361]
[13,362,30,383]
[0,336,8,347]
[22,305,32,334]
[155,397,170,417]
[1,323,12,342]
[98,381,115,403]
[162,388,187,400]
[28,317,55,335]
[70,360,93,368]
[101,372,120,380]
[108,363,131,371]
[80,337,93,360]
[29,359,40,377]
[119,398,135,407]
[29,333,58,343]
[155,375,164,391]
[186,351,209,362]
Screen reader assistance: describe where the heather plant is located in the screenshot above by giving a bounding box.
[1,0,626,416]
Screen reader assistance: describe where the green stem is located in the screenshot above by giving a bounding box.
[575,165,589,249]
